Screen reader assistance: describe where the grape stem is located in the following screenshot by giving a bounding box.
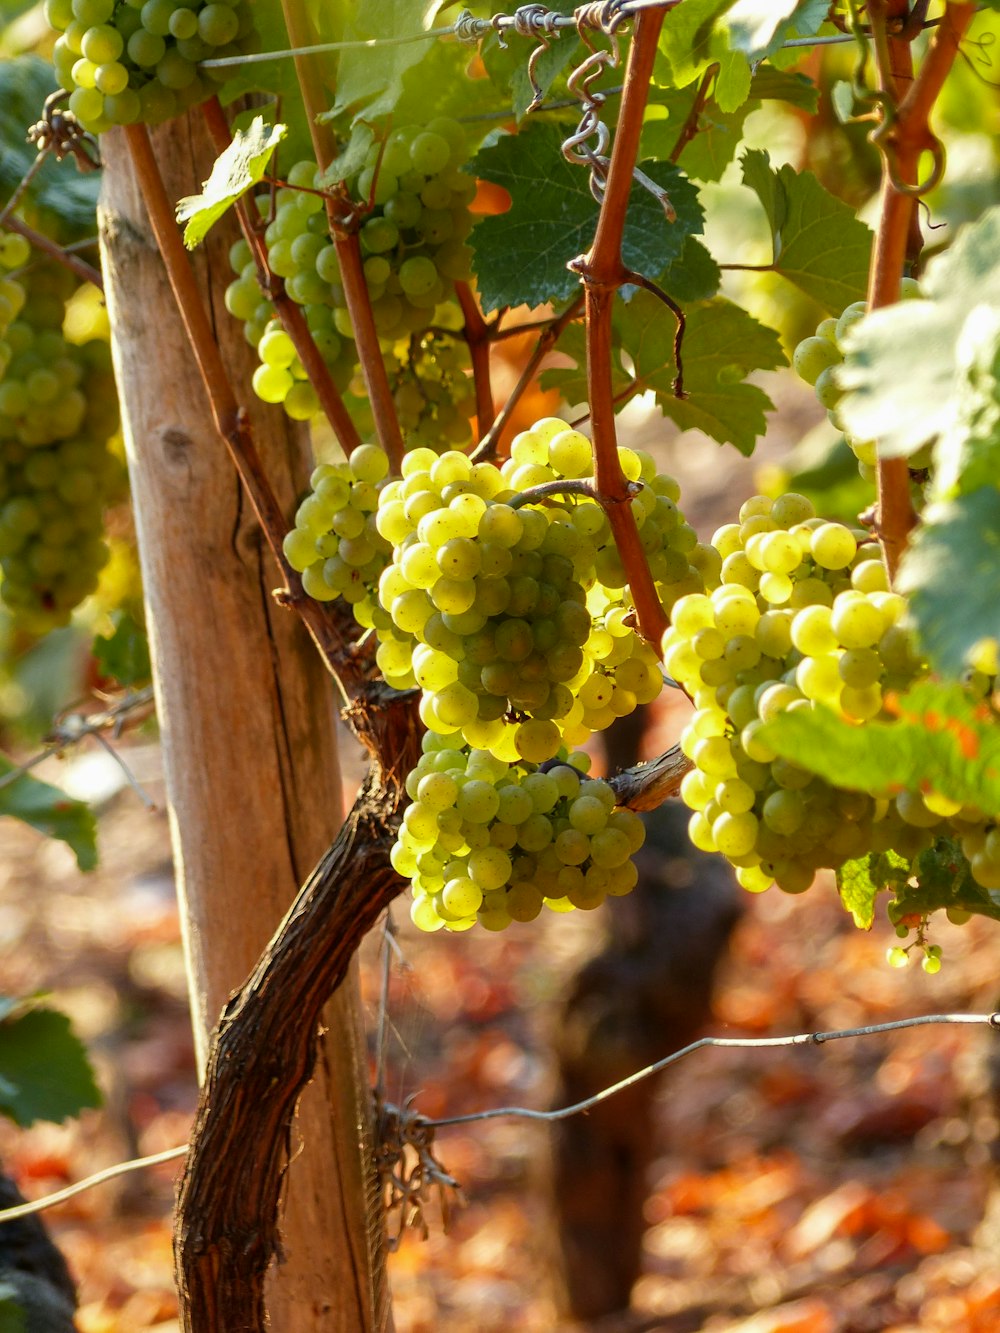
[471,294,584,462]
[669,66,717,164]
[865,0,977,580]
[1,212,104,290]
[570,9,669,647]
[201,97,362,459]
[278,0,405,472]
[508,478,601,509]
[122,123,356,687]
[455,281,494,436]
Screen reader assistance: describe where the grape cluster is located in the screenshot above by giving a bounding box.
[662,492,938,895]
[370,419,704,765]
[46,0,251,132]
[224,119,477,424]
[383,332,475,454]
[0,261,122,629]
[0,234,29,379]
[281,443,393,626]
[791,279,924,480]
[392,733,645,933]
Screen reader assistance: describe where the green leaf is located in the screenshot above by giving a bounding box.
[0,1287,25,1333]
[542,292,784,454]
[761,680,1000,816]
[0,56,100,242]
[897,490,1000,678]
[330,0,446,122]
[469,124,703,313]
[655,236,722,303]
[740,148,872,312]
[832,79,856,123]
[0,1005,101,1127]
[720,0,829,59]
[747,65,818,113]
[642,87,755,183]
[890,840,1000,926]
[176,117,286,249]
[838,207,1000,459]
[659,0,752,110]
[837,850,909,929]
[92,612,151,689]
[0,757,97,871]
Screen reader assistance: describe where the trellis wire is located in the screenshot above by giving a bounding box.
[2,1011,995,1225]
[198,3,869,71]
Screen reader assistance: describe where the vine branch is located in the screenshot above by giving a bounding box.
[201,97,362,458]
[572,9,669,646]
[455,280,494,435]
[122,123,355,685]
[1,212,104,289]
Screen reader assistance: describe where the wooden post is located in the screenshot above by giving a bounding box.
[98,112,390,1331]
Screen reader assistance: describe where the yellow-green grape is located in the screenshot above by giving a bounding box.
[394,733,644,933]
[282,443,394,631]
[45,0,255,131]
[0,261,123,629]
[371,419,695,765]
[661,493,937,898]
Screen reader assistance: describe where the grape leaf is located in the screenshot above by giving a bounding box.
[720,0,829,59]
[469,124,703,313]
[92,612,151,688]
[889,840,1000,926]
[176,117,286,249]
[642,86,756,183]
[748,66,818,112]
[542,292,784,454]
[0,56,100,242]
[838,206,1000,458]
[0,1005,101,1127]
[739,148,872,312]
[0,1288,24,1333]
[330,0,446,121]
[896,490,1000,678]
[0,758,97,871]
[655,236,721,303]
[761,680,1000,815]
[659,0,753,111]
[837,850,909,929]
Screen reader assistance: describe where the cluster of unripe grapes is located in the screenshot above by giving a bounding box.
[0,234,29,382]
[791,278,926,480]
[46,0,251,131]
[282,444,392,627]
[393,734,645,933]
[0,257,122,628]
[371,419,710,765]
[663,491,998,908]
[225,119,478,429]
[382,333,475,454]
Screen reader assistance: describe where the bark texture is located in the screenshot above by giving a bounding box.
[98,114,389,1331]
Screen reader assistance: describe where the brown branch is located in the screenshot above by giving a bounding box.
[609,743,690,812]
[455,280,494,435]
[122,122,355,684]
[470,294,584,462]
[669,66,716,164]
[2,213,104,289]
[175,684,419,1331]
[865,1,976,580]
[201,97,361,458]
[277,0,404,470]
[574,10,669,647]
[623,269,686,397]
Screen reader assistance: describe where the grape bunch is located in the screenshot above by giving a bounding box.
[0,260,123,629]
[46,0,252,133]
[791,278,924,480]
[281,443,393,627]
[223,118,478,424]
[370,418,703,765]
[383,332,475,454]
[661,492,940,895]
[392,733,645,933]
[0,233,29,379]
